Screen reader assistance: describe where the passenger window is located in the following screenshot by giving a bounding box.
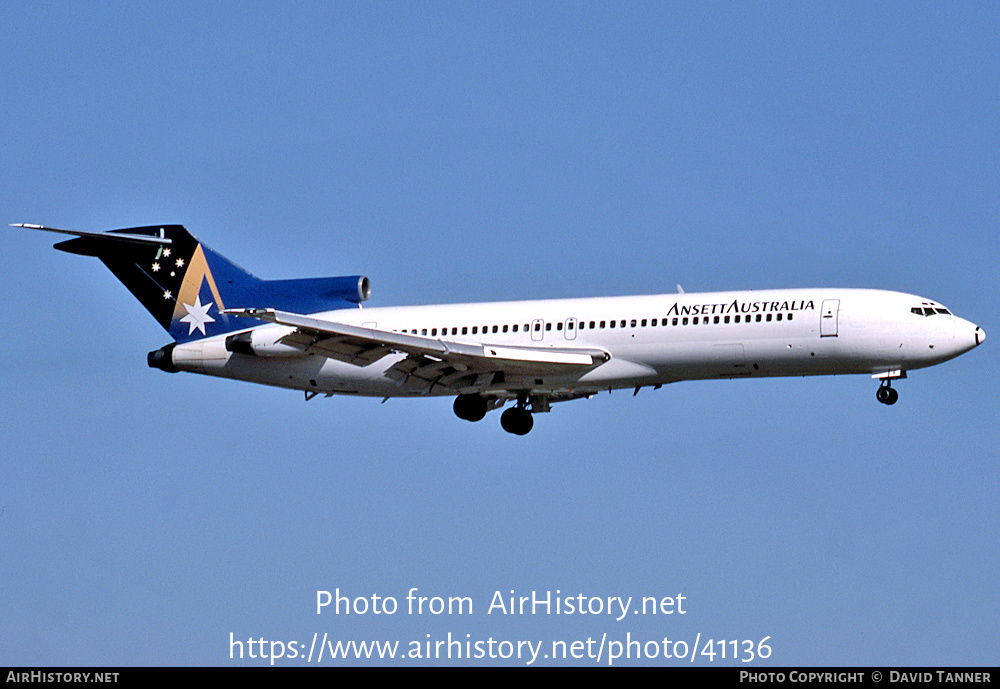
[462,327,468,334]
[610,320,616,328]
[714,316,720,324]
[545,323,551,331]
[693,317,699,325]
[766,314,772,322]
[682,317,689,325]
[503,325,508,333]
[631,319,637,327]
[513,324,518,332]
[422,328,427,335]
[756,315,762,322]
[776,313,782,321]
[788,313,793,321]
[472,327,478,334]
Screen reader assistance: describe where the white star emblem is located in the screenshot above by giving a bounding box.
[179,296,215,335]
[176,258,185,268]
[151,262,160,272]
[163,290,172,300]
[162,248,171,257]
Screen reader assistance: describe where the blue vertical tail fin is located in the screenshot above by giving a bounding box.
[20,224,369,342]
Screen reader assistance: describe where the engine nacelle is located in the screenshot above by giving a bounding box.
[257,275,371,311]
[224,329,305,358]
[147,343,180,373]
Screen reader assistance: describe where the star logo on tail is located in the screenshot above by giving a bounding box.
[179,296,216,335]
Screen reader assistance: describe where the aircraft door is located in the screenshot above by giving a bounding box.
[531,319,544,342]
[564,317,577,340]
[820,299,840,337]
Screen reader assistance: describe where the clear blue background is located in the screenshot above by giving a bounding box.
[2,2,996,666]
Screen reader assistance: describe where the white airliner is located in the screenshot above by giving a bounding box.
[15,223,985,435]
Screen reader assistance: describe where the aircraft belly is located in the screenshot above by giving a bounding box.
[628,335,884,380]
[625,341,755,380]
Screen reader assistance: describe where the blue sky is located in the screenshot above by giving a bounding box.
[1,2,997,666]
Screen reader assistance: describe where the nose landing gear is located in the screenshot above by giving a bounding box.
[876,380,899,405]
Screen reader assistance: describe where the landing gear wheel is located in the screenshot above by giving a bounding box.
[500,407,534,435]
[453,394,488,422]
[876,384,899,405]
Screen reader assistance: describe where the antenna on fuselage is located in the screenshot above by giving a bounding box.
[677,285,685,294]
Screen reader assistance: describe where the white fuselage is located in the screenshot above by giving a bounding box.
[168,288,983,399]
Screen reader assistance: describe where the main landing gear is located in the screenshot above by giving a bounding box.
[453,393,535,435]
[876,380,899,406]
[453,393,488,422]
[500,403,534,436]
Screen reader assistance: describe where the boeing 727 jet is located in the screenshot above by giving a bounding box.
[14,223,985,434]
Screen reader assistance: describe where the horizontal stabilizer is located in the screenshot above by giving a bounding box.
[11,223,172,248]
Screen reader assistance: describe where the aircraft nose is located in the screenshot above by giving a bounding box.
[944,318,984,358]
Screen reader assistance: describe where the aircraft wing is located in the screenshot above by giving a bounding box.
[225,308,610,392]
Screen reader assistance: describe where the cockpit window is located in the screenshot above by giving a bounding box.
[912,306,953,316]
